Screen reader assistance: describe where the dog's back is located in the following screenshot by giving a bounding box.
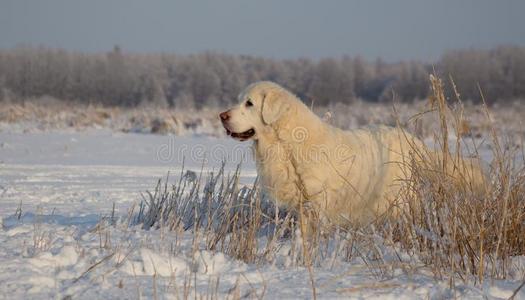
[285,124,487,226]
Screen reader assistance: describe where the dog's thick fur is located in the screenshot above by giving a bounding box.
[221,82,484,226]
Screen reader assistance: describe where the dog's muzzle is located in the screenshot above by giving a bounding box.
[219,110,256,141]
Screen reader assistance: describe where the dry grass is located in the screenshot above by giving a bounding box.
[388,75,525,283]
[0,97,223,136]
[1,94,525,142]
[135,163,287,264]
[317,96,525,143]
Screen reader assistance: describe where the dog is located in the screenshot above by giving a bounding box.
[220,82,485,227]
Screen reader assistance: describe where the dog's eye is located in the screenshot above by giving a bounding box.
[245,100,253,107]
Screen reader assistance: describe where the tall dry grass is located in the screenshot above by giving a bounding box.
[389,75,525,283]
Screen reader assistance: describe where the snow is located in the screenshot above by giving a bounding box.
[0,129,524,299]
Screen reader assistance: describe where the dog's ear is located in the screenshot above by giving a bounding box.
[261,88,289,125]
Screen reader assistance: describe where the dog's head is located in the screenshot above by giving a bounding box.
[220,81,292,141]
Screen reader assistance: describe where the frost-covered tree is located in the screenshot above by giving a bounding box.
[0,45,524,107]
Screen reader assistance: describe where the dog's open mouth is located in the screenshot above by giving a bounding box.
[225,128,255,140]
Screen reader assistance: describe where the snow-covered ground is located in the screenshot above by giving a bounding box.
[0,129,524,299]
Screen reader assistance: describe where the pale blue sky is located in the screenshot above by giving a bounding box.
[1,0,524,61]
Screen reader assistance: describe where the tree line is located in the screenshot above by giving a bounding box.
[0,45,524,107]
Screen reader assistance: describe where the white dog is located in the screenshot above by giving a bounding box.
[220,82,483,226]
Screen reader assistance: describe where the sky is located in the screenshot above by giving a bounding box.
[1,0,524,62]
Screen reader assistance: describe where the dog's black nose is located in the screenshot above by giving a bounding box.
[219,111,230,121]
